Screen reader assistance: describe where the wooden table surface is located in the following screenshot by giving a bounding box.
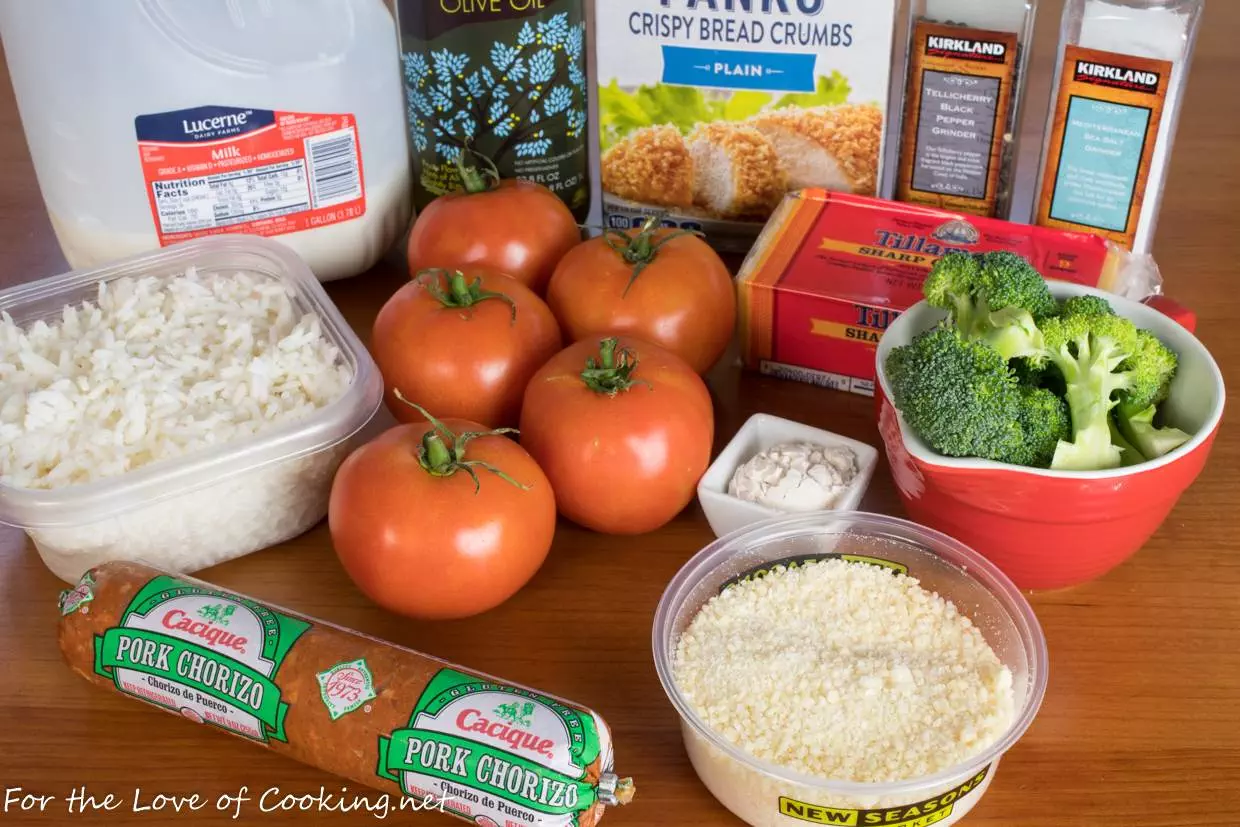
[1,5,1238,825]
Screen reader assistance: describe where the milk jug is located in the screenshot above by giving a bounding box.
[0,0,412,281]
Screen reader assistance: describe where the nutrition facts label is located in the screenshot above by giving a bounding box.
[136,106,366,245]
[152,159,312,235]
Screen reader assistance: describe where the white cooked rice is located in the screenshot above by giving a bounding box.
[0,268,360,582]
[0,268,352,490]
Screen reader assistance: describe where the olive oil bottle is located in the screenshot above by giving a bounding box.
[396,0,590,221]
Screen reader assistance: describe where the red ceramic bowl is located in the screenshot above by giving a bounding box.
[875,283,1225,590]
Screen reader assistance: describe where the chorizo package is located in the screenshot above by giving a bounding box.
[57,562,634,827]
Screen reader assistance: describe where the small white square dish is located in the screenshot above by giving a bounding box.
[697,413,879,538]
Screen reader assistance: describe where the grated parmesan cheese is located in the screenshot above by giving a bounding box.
[672,558,1015,785]
[0,268,361,582]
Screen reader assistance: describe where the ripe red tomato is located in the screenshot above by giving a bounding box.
[519,336,714,535]
[329,411,556,620]
[408,177,580,295]
[371,267,562,428]
[545,219,736,373]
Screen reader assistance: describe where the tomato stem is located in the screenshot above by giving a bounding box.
[601,215,704,297]
[393,390,530,493]
[579,338,649,396]
[456,142,502,194]
[415,269,517,323]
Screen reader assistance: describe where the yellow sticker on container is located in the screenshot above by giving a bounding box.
[778,767,989,826]
[720,554,909,593]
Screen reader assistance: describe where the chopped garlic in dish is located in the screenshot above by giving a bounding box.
[728,442,859,511]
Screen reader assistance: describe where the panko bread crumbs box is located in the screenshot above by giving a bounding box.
[738,190,1131,396]
[595,1,901,251]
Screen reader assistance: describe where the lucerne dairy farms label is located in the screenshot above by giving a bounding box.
[596,0,898,251]
[135,105,366,247]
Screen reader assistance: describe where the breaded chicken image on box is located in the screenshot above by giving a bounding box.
[600,104,885,221]
[688,122,788,218]
[601,125,695,209]
[748,104,884,198]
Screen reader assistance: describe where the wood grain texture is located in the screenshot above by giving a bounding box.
[0,1,1237,823]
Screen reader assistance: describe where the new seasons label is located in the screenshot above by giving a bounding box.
[377,669,604,827]
[1073,61,1161,94]
[925,35,1007,63]
[92,575,310,744]
[779,767,990,826]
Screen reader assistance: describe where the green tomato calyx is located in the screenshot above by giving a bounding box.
[602,215,703,297]
[416,269,517,324]
[394,390,529,493]
[456,142,503,195]
[580,338,650,397]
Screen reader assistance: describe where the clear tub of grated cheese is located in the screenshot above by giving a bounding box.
[0,236,382,583]
[653,512,1047,827]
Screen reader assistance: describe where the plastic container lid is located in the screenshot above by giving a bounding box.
[0,235,381,530]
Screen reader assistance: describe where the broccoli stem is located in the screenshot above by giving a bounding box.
[981,307,1045,361]
[1052,414,1121,471]
[950,294,984,339]
[1109,416,1146,467]
[1048,339,1131,471]
[1116,403,1191,459]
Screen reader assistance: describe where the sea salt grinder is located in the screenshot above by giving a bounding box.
[1033,0,1204,255]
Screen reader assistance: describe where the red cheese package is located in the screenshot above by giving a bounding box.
[736,190,1163,396]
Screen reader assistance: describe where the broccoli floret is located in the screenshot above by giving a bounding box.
[1113,330,1189,459]
[923,252,986,334]
[1012,357,1049,388]
[885,326,1028,464]
[977,252,1060,319]
[923,251,1056,362]
[1014,386,1071,468]
[1118,330,1178,412]
[1060,294,1116,318]
[1041,313,1141,471]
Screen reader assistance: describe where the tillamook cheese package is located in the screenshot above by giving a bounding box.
[595,1,901,251]
[737,190,1162,396]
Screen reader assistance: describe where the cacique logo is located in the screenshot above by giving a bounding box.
[160,608,249,653]
[181,111,251,135]
[455,707,557,758]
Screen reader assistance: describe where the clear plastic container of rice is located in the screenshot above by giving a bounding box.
[0,235,381,583]
[653,512,1048,827]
